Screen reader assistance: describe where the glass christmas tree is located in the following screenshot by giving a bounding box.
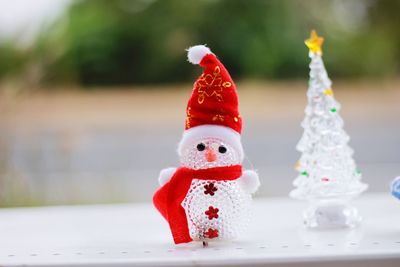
[290,30,368,228]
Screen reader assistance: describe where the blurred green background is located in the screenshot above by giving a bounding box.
[0,0,399,207]
[1,0,400,87]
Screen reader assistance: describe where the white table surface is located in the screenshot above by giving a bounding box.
[1,193,400,267]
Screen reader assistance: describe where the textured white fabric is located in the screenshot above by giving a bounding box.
[238,170,260,194]
[178,125,244,161]
[158,167,177,186]
[187,45,212,64]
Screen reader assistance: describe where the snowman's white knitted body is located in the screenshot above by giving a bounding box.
[159,132,259,242]
[182,178,252,241]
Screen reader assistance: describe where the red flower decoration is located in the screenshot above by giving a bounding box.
[205,206,219,220]
[204,183,218,196]
[205,228,219,239]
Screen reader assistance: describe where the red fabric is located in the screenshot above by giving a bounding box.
[153,165,242,244]
[185,53,242,134]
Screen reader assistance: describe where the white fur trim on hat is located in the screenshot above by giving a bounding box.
[178,125,244,161]
[187,45,212,65]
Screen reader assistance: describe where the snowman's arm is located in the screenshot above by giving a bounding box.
[238,170,260,194]
[158,167,177,186]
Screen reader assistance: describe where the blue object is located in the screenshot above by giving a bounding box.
[391,177,400,200]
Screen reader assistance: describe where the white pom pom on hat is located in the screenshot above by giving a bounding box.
[187,45,212,65]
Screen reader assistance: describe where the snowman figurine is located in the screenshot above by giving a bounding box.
[153,45,260,245]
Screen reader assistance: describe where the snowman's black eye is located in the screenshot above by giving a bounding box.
[218,145,227,154]
[197,143,206,151]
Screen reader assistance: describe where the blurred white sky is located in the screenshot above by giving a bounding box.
[0,0,70,45]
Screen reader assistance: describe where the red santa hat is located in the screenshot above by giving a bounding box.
[178,45,244,160]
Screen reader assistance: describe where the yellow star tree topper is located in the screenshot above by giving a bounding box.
[305,30,324,55]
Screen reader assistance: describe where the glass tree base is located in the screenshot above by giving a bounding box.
[303,198,361,229]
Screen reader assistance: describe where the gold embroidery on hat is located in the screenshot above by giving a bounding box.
[212,114,224,122]
[185,107,192,128]
[195,66,232,104]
